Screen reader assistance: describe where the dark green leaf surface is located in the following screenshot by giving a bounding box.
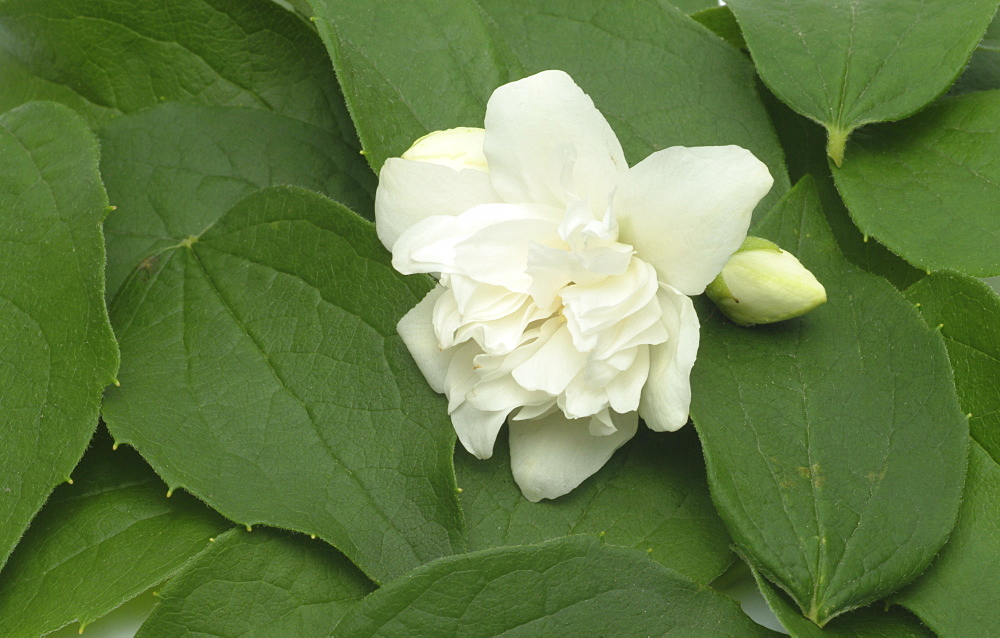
[310,0,520,172]
[894,273,1000,635]
[0,102,119,570]
[138,528,373,637]
[0,430,228,637]
[951,15,1000,95]
[690,178,968,626]
[102,187,465,584]
[473,0,789,214]
[336,537,776,637]
[457,427,733,584]
[100,103,375,298]
[752,566,934,637]
[728,0,998,164]
[0,0,351,133]
[834,91,1000,276]
[692,6,747,50]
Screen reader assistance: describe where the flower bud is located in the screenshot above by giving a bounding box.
[401,127,488,173]
[706,237,827,326]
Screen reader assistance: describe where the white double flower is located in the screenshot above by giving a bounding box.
[376,70,773,501]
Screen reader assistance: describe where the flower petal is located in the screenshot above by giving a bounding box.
[613,146,773,295]
[396,286,451,394]
[639,285,700,432]
[451,402,509,459]
[375,158,500,252]
[484,70,627,214]
[509,410,638,502]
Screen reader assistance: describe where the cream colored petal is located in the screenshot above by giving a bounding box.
[639,284,700,432]
[613,146,773,295]
[396,286,451,394]
[509,410,638,502]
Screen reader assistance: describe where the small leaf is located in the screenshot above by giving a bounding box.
[833,91,1000,276]
[727,0,998,164]
[335,537,777,637]
[690,178,968,626]
[894,273,1000,635]
[0,102,119,570]
[99,103,375,298]
[752,565,934,637]
[457,427,733,584]
[951,14,1000,95]
[138,528,373,637]
[102,187,465,584]
[0,429,229,637]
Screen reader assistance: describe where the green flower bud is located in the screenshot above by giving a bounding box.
[706,236,827,326]
[402,127,488,173]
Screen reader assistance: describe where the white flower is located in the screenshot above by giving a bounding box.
[706,237,827,326]
[376,70,773,502]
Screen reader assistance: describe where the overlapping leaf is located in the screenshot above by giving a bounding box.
[834,91,1000,276]
[336,537,776,636]
[138,528,372,637]
[0,430,228,636]
[312,0,789,214]
[102,187,465,584]
[690,178,968,626]
[0,102,119,571]
[894,273,1000,636]
[728,0,998,164]
[457,427,733,584]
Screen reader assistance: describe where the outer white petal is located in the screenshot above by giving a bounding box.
[396,286,450,394]
[613,146,773,296]
[375,158,500,252]
[509,410,638,502]
[639,284,700,432]
[484,70,627,213]
[451,402,509,459]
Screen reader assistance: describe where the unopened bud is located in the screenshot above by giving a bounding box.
[707,237,827,326]
[402,127,488,173]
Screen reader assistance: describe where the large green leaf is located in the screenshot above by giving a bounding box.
[951,15,1000,95]
[728,0,998,165]
[138,528,372,637]
[690,178,968,626]
[100,103,376,299]
[457,427,733,584]
[0,429,229,636]
[312,0,789,214]
[336,537,777,636]
[833,91,1000,277]
[102,186,465,584]
[0,0,350,133]
[0,102,119,570]
[894,273,1000,635]
[752,566,933,637]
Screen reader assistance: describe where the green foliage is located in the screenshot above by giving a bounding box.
[102,187,465,584]
[691,179,968,626]
[457,427,733,583]
[728,0,998,164]
[0,102,119,572]
[0,430,229,637]
[336,537,777,636]
[138,528,373,637]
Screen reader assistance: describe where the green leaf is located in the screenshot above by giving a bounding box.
[691,6,747,50]
[457,427,733,584]
[138,528,373,637]
[764,92,923,290]
[474,0,789,214]
[752,565,934,637]
[0,0,351,133]
[951,15,1000,95]
[310,0,521,173]
[102,186,465,584]
[690,177,968,626]
[727,0,999,165]
[335,537,777,636]
[833,91,1000,276]
[313,0,789,214]
[0,429,229,636]
[0,102,119,570]
[99,103,376,299]
[893,273,1000,635]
